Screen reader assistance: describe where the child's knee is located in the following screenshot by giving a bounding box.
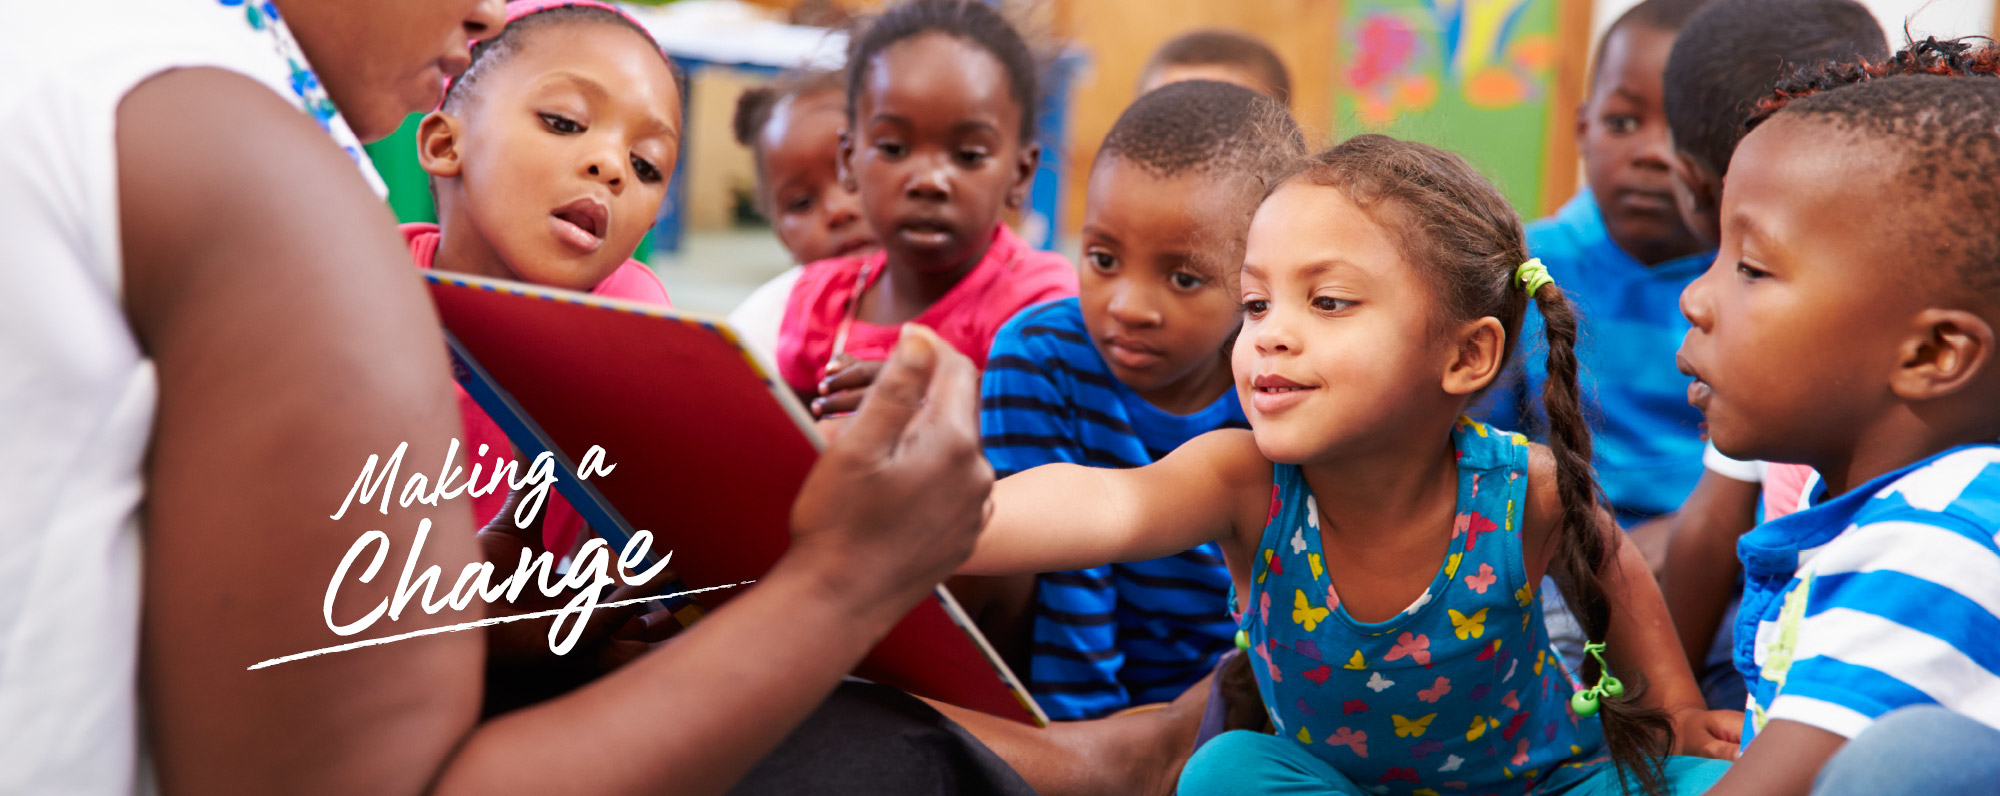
[1180,730,1348,796]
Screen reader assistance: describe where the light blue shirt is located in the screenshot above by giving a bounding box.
[1476,192,1716,524]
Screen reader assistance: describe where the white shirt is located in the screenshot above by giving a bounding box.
[728,266,803,371]
[0,2,376,791]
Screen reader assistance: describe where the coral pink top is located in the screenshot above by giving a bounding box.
[1762,462,1817,521]
[402,223,670,554]
[775,224,1077,394]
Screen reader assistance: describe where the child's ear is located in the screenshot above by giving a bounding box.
[1442,316,1506,395]
[1669,150,1722,248]
[837,129,859,193]
[1005,140,1042,212]
[1889,308,1995,402]
[416,111,465,179]
[1574,101,1589,143]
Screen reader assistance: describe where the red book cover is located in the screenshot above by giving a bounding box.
[425,271,1045,726]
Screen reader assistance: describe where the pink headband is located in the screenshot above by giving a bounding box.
[440,0,663,108]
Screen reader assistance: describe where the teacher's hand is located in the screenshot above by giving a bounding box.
[788,324,993,618]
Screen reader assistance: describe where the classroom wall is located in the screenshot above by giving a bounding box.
[1049,0,1342,236]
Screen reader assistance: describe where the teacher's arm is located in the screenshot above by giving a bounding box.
[125,68,994,796]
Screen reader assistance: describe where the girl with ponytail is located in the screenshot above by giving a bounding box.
[957,135,1737,794]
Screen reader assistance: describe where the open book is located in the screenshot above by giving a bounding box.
[425,271,1046,726]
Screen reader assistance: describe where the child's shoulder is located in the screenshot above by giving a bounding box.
[1842,445,2000,553]
[784,252,876,313]
[1522,194,1600,269]
[1509,440,1585,579]
[992,297,1085,347]
[595,260,672,307]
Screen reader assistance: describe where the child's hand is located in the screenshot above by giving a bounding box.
[1671,706,1744,760]
[812,354,884,418]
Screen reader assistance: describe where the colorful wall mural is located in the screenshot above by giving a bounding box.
[1338,0,1567,213]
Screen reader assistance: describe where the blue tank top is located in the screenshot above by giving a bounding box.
[1239,418,1608,794]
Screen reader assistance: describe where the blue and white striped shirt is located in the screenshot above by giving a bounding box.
[981,298,1248,720]
[1737,443,2000,746]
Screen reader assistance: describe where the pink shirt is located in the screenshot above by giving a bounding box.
[775,224,1078,394]
[402,223,671,554]
[1762,462,1817,521]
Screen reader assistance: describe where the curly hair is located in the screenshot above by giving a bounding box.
[1748,36,2000,298]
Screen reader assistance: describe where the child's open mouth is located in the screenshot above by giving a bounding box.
[550,198,608,254]
[1675,354,1713,411]
[896,219,956,248]
[1251,374,1317,414]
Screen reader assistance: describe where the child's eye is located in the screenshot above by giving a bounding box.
[1736,262,1770,280]
[539,113,583,134]
[1312,296,1355,312]
[1085,251,1117,273]
[631,155,662,183]
[1170,272,1204,290]
[1603,115,1639,134]
[875,141,907,158]
[782,194,814,214]
[1241,299,1269,317]
[955,150,989,167]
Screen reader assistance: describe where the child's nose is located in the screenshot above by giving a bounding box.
[584,155,623,190]
[905,160,952,202]
[1632,129,1674,173]
[1680,257,1718,330]
[1251,307,1299,354]
[464,0,506,39]
[1106,282,1162,328]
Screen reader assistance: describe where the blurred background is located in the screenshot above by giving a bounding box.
[364,0,1998,316]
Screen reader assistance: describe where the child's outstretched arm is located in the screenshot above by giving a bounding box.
[962,428,1268,577]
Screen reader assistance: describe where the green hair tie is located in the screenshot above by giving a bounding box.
[1516,258,1555,296]
[1568,641,1626,717]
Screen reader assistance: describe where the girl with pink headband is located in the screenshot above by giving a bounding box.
[407,0,676,573]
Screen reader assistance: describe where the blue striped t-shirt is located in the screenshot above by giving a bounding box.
[980,298,1248,720]
[1736,443,2000,746]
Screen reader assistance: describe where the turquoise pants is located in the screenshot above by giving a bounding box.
[1179,730,1730,796]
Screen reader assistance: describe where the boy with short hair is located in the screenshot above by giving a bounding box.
[980,80,1304,720]
[1679,39,2000,795]
[1136,29,1292,107]
[1653,0,1887,710]
[1661,0,1888,247]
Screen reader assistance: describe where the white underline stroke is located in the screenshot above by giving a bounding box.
[247,580,757,670]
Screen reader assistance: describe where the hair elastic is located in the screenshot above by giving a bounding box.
[1569,641,1625,717]
[1516,258,1554,296]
